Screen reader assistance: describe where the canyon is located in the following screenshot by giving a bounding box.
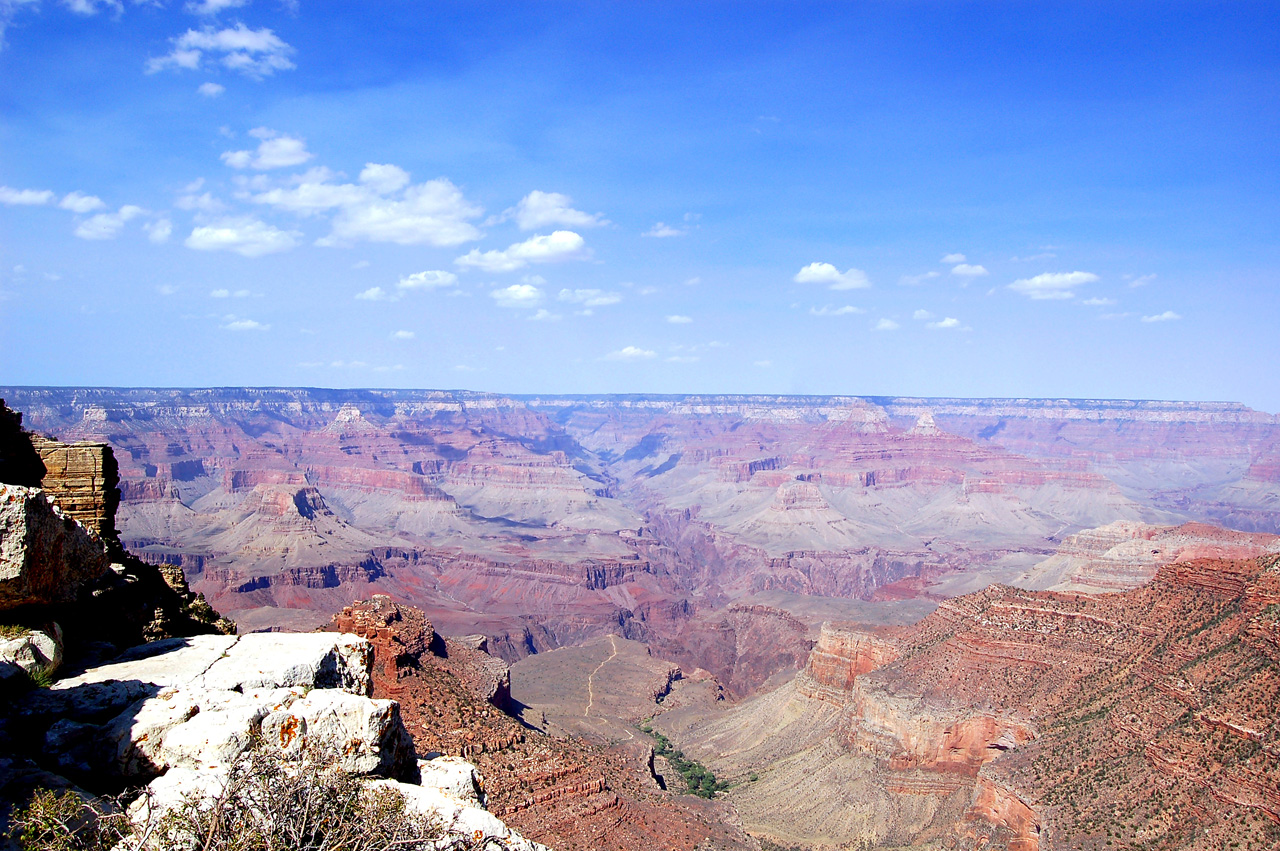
[3,387,1280,849]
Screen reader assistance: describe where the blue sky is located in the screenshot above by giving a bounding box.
[1,1,1278,410]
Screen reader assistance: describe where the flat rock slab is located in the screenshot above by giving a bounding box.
[54,633,372,697]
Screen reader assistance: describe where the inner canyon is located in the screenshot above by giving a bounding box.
[4,386,1279,851]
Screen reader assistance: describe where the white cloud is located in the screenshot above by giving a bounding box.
[913,309,934,320]
[156,284,179,296]
[942,253,966,263]
[176,191,226,213]
[392,330,415,339]
[197,81,225,97]
[927,317,962,329]
[185,217,300,256]
[606,346,656,360]
[529,308,561,322]
[1010,252,1057,262]
[222,317,270,331]
[59,191,106,213]
[666,355,698,363]
[643,222,684,237]
[0,186,54,205]
[186,0,248,14]
[397,270,458,291]
[1141,310,1181,323]
[62,1,121,15]
[319,178,484,247]
[558,288,621,307]
[809,305,864,316]
[147,24,296,78]
[794,262,870,290]
[355,286,391,301]
[503,191,607,230]
[490,283,543,308]
[898,271,940,286]
[456,230,586,272]
[145,218,173,243]
[74,205,144,240]
[951,263,988,278]
[666,314,693,324]
[359,163,411,195]
[210,288,250,298]
[222,128,312,170]
[1082,297,1115,306]
[1009,271,1098,300]
[684,276,701,286]
[873,318,900,331]
[1129,274,1157,288]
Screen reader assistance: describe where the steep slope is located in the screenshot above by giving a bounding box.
[658,555,1280,850]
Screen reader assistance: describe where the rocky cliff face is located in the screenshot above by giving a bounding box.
[663,554,1280,850]
[4,387,1276,669]
[326,597,757,851]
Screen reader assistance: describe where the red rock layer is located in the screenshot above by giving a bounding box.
[326,597,755,851]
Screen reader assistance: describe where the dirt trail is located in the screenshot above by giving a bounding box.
[583,634,619,716]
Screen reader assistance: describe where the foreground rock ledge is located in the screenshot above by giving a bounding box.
[3,632,547,851]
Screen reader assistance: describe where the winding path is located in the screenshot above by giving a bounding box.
[583,635,619,717]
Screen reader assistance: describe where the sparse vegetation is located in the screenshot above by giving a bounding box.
[640,724,730,799]
[8,745,514,851]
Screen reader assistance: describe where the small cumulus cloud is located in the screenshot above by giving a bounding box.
[1082,297,1115,306]
[222,316,270,331]
[147,23,296,78]
[1009,271,1098,300]
[874,318,900,331]
[899,271,940,286]
[398,270,458,291]
[156,284,179,296]
[0,186,54,206]
[529,308,561,322]
[210,288,251,298]
[186,0,249,15]
[558,288,621,307]
[1141,310,1181,323]
[61,1,123,15]
[185,217,301,256]
[941,253,966,263]
[60,191,106,214]
[355,287,391,301]
[951,264,988,278]
[197,81,225,97]
[666,355,698,363]
[221,128,312,170]
[606,346,656,360]
[927,317,963,330]
[643,222,685,237]
[666,315,693,324]
[266,171,484,247]
[144,219,173,244]
[456,230,586,273]
[794,262,870,290]
[1128,274,1157,288]
[490,283,543,308]
[913,309,934,320]
[391,330,414,339]
[501,191,607,230]
[74,205,144,240]
[809,305,864,316]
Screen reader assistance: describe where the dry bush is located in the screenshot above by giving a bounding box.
[11,746,514,851]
